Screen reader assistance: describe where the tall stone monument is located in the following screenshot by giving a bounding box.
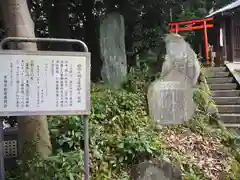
[100,12,127,88]
[147,33,200,125]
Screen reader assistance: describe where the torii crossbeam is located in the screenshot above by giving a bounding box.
[168,17,214,65]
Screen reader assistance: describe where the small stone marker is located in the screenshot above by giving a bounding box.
[130,159,182,180]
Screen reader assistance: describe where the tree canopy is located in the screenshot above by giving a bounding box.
[20,0,235,66]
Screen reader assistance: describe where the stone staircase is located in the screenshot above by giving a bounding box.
[205,66,240,133]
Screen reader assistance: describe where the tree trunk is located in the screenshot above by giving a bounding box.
[0,0,52,158]
[120,1,136,68]
[44,0,72,51]
[82,0,102,81]
[125,24,136,68]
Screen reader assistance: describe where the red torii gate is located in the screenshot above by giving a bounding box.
[168,17,214,65]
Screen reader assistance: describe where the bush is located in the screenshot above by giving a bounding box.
[7,151,83,180]
[7,82,167,179]
[49,86,166,179]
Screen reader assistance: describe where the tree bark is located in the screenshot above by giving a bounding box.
[125,24,136,68]
[0,0,52,157]
[82,0,102,81]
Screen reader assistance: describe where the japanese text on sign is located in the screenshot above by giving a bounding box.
[0,52,90,116]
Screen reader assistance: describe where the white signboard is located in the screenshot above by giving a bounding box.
[0,51,90,116]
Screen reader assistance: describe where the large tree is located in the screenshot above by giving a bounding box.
[0,0,52,158]
[82,0,102,81]
[44,0,72,51]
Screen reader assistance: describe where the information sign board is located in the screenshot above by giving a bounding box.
[0,51,90,116]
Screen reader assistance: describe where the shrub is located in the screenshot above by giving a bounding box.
[7,151,83,180]
[49,85,165,179]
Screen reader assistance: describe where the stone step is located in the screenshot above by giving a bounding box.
[220,114,240,123]
[224,124,240,134]
[224,123,240,128]
[218,105,240,113]
[204,67,227,72]
[206,71,230,78]
[211,90,240,97]
[207,77,234,84]
[213,97,240,105]
[209,83,238,90]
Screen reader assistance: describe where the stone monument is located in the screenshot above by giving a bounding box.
[100,12,127,88]
[161,33,200,87]
[147,33,200,125]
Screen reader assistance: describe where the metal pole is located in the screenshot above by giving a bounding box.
[83,115,89,180]
[0,37,88,52]
[0,119,4,180]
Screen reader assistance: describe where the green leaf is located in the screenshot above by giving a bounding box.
[118,143,124,149]
[69,173,75,180]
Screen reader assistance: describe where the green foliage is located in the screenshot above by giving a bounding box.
[6,151,83,180]
[230,159,240,179]
[123,65,160,92]
[29,0,235,64]
[49,115,84,153]
[10,82,164,179]
[88,85,168,179]
[193,88,209,111]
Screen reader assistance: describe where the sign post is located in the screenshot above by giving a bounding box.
[0,37,91,180]
[0,117,4,180]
